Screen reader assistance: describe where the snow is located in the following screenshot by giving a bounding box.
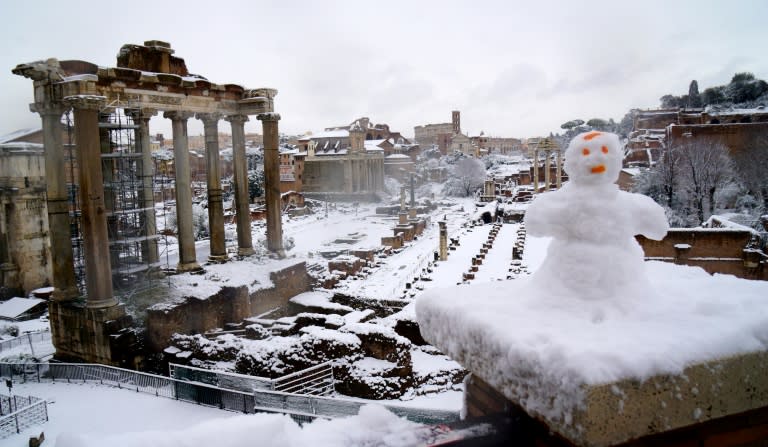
[524,131,668,306]
[10,382,422,447]
[0,297,45,320]
[0,127,39,144]
[289,291,352,313]
[417,259,768,419]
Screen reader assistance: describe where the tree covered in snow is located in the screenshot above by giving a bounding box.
[441,157,486,197]
[166,203,210,239]
[732,134,768,217]
[634,141,740,226]
[248,169,265,201]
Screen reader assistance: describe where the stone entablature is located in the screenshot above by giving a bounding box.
[13,42,276,117]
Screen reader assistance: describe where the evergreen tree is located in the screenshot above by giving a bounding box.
[687,80,702,107]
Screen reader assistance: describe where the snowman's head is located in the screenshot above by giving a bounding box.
[563,131,622,186]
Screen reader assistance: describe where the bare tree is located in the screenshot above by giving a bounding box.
[443,157,486,197]
[677,140,737,223]
[733,135,768,213]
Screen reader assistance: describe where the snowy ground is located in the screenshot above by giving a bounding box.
[7,381,460,446]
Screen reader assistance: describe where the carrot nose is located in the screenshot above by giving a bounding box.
[591,164,606,174]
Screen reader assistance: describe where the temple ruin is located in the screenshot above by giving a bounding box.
[12,40,285,365]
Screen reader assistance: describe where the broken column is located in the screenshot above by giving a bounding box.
[66,95,116,308]
[198,113,227,262]
[532,149,539,194]
[31,101,79,301]
[165,111,200,272]
[259,113,285,257]
[438,221,448,261]
[544,150,551,192]
[227,114,255,256]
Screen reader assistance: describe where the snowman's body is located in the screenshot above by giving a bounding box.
[525,132,668,304]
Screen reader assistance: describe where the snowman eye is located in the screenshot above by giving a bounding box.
[601,146,609,154]
[582,148,590,156]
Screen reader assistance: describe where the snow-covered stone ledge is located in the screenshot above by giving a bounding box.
[416,261,768,446]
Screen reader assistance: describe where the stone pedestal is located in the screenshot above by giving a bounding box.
[49,301,139,368]
[416,263,768,447]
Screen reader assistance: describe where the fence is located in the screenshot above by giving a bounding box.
[0,363,458,425]
[170,362,335,396]
[0,394,47,439]
[0,331,53,359]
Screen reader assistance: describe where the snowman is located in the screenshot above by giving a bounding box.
[524,131,668,313]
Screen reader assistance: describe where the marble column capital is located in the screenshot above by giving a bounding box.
[63,95,106,110]
[125,108,158,122]
[196,112,224,125]
[29,101,69,118]
[225,114,249,125]
[257,112,281,122]
[163,110,195,121]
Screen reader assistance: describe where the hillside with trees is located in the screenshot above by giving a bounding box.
[660,73,768,109]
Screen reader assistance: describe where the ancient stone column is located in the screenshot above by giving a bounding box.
[258,113,285,257]
[31,101,79,301]
[556,149,563,189]
[400,186,406,211]
[409,173,416,209]
[65,95,117,308]
[343,160,353,193]
[226,114,255,256]
[126,108,160,268]
[533,149,539,194]
[164,111,200,272]
[198,113,227,262]
[544,150,551,192]
[439,221,448,261]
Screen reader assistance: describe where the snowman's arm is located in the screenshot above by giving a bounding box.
[628,192,669,240]
[524,193,565,237]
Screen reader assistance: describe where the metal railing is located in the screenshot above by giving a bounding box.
[272,362,334,395]
[0,394,47,439]
[0,331,53,359]
[0,362,458,425]
[170,362,335,396]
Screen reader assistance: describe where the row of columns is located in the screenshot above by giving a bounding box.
[34,97,284,308]
[532,149,563,193]
[342,158,384,193]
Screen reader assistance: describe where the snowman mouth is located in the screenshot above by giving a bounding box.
[591,164,606,174]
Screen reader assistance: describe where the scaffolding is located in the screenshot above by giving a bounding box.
[62,106,170,309]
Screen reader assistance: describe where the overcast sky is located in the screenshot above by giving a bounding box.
[1,0,767,141]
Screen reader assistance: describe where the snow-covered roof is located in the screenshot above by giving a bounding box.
[0,297,46,319]
[0,128,40,144]
[620,168,641,177]
[385,154,411,159]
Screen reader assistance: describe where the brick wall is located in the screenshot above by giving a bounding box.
[637,229,767,280]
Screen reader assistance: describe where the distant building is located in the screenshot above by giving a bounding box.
[626,107,768,167]
[279,147,306,193]
[298,118,415,197]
